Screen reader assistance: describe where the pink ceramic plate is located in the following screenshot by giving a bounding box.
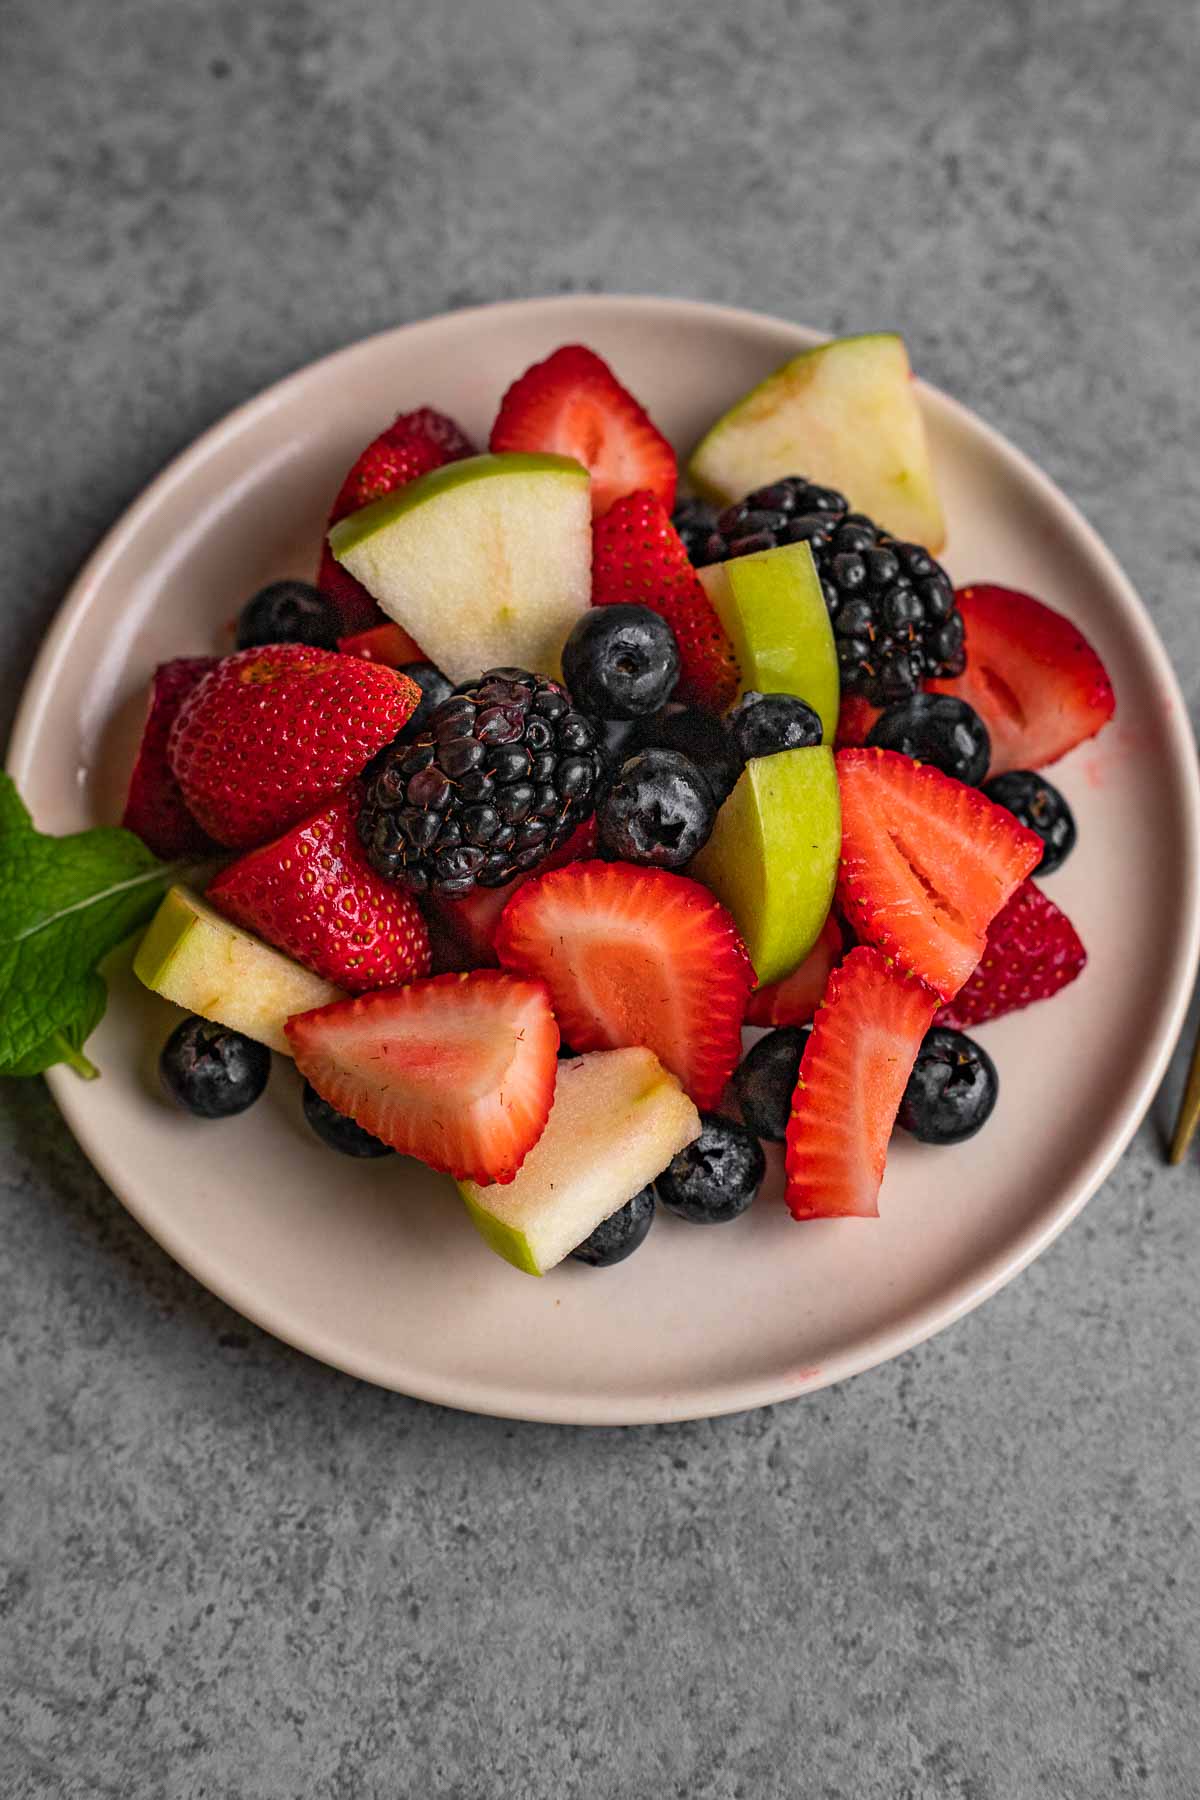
[9,297,1200,1424]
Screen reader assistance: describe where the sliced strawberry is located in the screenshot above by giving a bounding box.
[834,694,883,749]
[592,490,739,712]
[207,785,430,993]
[122,657,220,858]
[285,970,558,1184]
[925,584,1115,775]
[494,861,753,1109]
[836,748,1043,1001]
[746,914,845,1028]
[168,644,420,850]
[785,946,940,1220]
[935,879,1086,1030]
[338,622,425,668]
[490,344,676,517]
[427,818,599,973]
[317,411,473,634]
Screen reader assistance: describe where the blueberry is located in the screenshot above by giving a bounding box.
[897,1027,998,1145]
[159,1016,270,1118]
[625,707,744,804]
[562,604,681,720]
[982,770,1077,875]
[732,1026,810,1142]
[394,662,456,742]
[728,691,823,761]
[302,1081,394,1157]
[235,580,340,650]
[867,693,991,786]
[598,749,716,867]
[655,1114,766,1223]
[570,1187,656,1266]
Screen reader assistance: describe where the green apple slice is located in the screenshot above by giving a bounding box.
[689,748,840,986]
[328,451,592,683]
[687,333,946,552]
[134,885,342,1054]
[699,540,839,744]
[459,1047,700,1275]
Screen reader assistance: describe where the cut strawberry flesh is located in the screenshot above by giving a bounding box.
[746,914,845,1028]
[494,860,753,1110]
[836,748,1043,1001]
[426,818,598,972]
[785,946,939,1220]
[338,621,425,667]
[286,970,558,1185]
[925,584,1115,775]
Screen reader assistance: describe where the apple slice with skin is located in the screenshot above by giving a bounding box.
[459,1047,700,1276]
[699,539,839,745]
[689,747,840,986]
[687,333,946,553]
[134,886,342,1055]
[328,452,592,684]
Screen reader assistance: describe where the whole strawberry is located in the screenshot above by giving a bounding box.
[122,656,220,858]
[317,410,476,633]
[207,785,430,992]
[168,644,419,850]
[592,490,739,713]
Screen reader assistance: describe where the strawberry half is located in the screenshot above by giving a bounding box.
[490,344,676,517]
[207,785,430,993]
[317,409,475,634]
[935,879,1086,1030]
[925,584,1115,775]
[592,490,740,712]
[285,970,558,1184]
[836,748,1043,1001]
[168,644,419,850]
[338,622,425,667]
[426,818,598,973]
[122,657,220,858]
[785,946,940,1220]
[494,861,754,1109]
[745,914,845,1028]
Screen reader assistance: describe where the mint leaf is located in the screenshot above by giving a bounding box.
[0,775,176,1078]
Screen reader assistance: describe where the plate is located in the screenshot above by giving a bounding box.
[8,296,1199,1424]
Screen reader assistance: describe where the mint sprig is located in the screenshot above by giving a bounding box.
[0,774,177,1080]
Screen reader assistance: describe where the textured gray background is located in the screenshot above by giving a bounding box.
[2,1,1199,1795]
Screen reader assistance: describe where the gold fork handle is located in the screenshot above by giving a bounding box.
[1169,1016,1200,1163]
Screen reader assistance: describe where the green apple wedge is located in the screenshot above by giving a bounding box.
[459,1048,700,1276]
[328,451,592,684]
[134,886,342,1055]
[689,749,840,987]
[699,539,839,744]
[687,333,946,552]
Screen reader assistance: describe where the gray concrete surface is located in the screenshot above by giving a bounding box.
[2,1,1199,1794]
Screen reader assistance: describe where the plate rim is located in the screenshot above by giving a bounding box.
[8,292,1200,1425]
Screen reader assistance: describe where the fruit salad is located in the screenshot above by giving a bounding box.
[108,333,1113,1272]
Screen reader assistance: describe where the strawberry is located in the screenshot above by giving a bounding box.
[168,644,419,850]
[317,409,474,634]
[426,818,599,972]
[338,622,425,667]
[925,584,1115,775]
[494,861,754,1109]
[285,970,558,1184]
[745,914,845,1028]
[935,879,1086,1030]
[122,657,220,858]
[836,748,1043,1001]
[591,491,739,712]
[834,694,883,749]
[785,946,940,1220]
[490,344,676,517]
[206,785,430,993]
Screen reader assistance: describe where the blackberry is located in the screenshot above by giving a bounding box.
[358,668,602,897]
[691,476,966,707]
[671,496,721,566]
